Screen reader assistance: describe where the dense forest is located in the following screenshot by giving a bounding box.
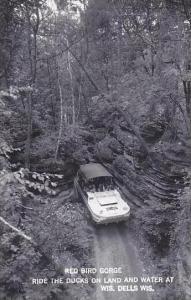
[0,0,191,299]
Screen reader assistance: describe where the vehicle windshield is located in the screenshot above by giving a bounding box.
[86,177,115,192]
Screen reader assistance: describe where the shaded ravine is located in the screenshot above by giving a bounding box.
[93,150,187,300]
[93,223,152,300]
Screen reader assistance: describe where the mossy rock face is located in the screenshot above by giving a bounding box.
[0,156,8,170]
[140,120,166,143]
[73,146,93,165]
[78,130,94,143]
[95,145,114,162]
[113,155,128,175]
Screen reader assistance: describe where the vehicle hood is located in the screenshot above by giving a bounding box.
[87,189,130,221]
[87,190,120,206]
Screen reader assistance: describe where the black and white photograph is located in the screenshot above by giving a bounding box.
[0,0,191,299]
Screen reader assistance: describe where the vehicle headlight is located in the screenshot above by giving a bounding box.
[123,206,128,211]
[99,210,103,214]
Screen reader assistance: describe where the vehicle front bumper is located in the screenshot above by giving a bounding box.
[91,211,130,224]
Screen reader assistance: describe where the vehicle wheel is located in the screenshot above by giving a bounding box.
[93,223,99,229]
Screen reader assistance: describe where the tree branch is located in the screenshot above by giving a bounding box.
[0,216,32,242]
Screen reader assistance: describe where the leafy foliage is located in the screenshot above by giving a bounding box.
[0,0,191,299]
[14,168,63,195]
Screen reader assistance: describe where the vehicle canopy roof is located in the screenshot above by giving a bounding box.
[79,163,112,180]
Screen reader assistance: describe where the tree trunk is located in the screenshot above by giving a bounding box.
[25,91,32,169]
[25,5,33,169]
[183,81,191,134]
[47,58,56,128]
[55,77,64,160]
[66,38,75,128]
[24,2,39,169]
[65,40,100,93]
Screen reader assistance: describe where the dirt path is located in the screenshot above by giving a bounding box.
[93,223,152,300]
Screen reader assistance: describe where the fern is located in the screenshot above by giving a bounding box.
[13,168,63,196]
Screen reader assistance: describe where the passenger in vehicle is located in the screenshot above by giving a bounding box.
[106,183,114,191]
[91,186,96,192]
[97,182,105,192]
[88,184,96,192]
